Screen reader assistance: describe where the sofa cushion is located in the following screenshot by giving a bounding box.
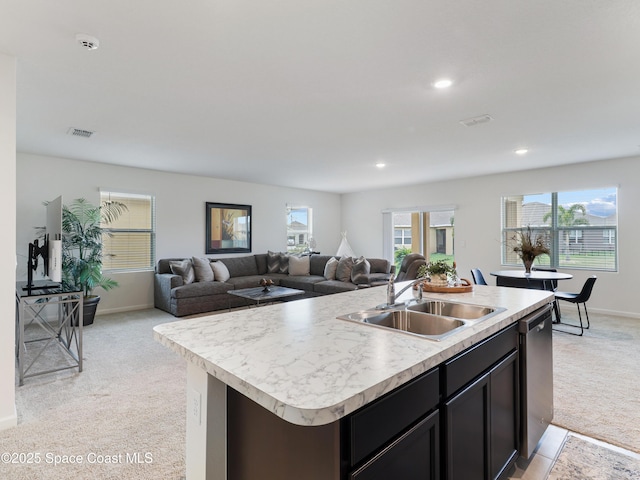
[220,256,260,278]
[211,261,231,282]
[335,256,355,283]
[369,258,392,274]
[351,256,371,284]
[170,260,195,284]
[313,280,358,295]
[280,275,325,292]
[171,281,232,299]
[192,257,214,282]
[226,275,271,289]
[309,255,333,276]
[254,253,268,275]
[323,257,339,280]
[289,255,310,276]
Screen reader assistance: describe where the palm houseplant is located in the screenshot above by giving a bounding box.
[62,197,127,325]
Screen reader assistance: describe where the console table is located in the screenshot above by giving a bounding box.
[15,281,83,386]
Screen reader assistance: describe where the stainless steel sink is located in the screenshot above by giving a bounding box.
[337,299,504,340]
[406,300,502,320]
[337,309,468,341]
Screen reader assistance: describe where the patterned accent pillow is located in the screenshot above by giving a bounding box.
[191,257,214,282]
[323,257,339,280]
[211,261,231,282]
[267,251,281,274]
[335,256,355,283]
[288,255,310,276]
[351,256,371,284]
[169,260,195,284]
[267,251,289,274]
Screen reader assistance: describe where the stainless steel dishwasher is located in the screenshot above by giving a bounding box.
[519,304,554,459]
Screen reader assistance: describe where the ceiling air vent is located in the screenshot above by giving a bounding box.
[459,114,493,127]
[67,127,95,138]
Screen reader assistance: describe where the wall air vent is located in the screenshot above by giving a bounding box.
[67,127,95,138]
[459,114,493,127]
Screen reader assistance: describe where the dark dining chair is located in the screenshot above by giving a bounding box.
[553,276,597,336]
[532,266,561,321]
[470,268,488,286]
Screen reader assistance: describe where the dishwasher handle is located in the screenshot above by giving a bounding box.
[519,304,552,334]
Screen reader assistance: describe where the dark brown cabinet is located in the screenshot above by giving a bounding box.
[351,410,440,480]
[443,324,519,480]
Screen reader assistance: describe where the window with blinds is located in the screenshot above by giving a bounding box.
[501,187,617,271]
[100,191,156,271]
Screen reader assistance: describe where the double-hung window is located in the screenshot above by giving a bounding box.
[100,191,156,271]
[286,206,313,253]
[501,187,617,271]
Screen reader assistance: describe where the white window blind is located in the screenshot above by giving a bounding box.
[100,191,156,271]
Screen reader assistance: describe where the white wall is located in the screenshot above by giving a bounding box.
[342,156,640,318]
[16,153,342,314]
[0,52,17,430]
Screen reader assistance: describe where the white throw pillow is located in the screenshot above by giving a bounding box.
[211,261,230,282]
[323,257,339,280]
[289,255,310,276]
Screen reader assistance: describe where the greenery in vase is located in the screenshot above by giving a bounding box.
[62,198,128,297]
[417,260,457,280]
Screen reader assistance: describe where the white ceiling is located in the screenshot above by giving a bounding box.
[2,0,639,194]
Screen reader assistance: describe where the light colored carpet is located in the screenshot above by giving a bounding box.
[551,310,640,454]
[548,435,640,479]
[1,309,187,480]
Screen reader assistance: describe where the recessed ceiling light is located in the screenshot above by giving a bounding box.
[514,148,529,155]
[375,162,386,168]
[433,79,453,89]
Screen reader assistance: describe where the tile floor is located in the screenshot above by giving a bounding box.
[509,425,640,479]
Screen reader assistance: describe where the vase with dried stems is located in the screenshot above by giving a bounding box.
[512,226,550,273]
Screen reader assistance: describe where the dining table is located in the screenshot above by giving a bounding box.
[490,269,573,321]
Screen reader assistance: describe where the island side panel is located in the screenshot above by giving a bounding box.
[227,387,342,480]
[187,362,227,480]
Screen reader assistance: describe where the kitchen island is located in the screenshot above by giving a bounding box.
[154,283,553,480]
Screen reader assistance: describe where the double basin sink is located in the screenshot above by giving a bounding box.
[337,300,505,341]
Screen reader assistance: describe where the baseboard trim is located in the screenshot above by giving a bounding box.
[588,307,640,319]
[0,406,18,431]
[96,304,155,316]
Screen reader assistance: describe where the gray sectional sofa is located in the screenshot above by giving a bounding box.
[154,253,395,317]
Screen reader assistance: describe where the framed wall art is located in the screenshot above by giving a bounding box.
[205,202,252,254]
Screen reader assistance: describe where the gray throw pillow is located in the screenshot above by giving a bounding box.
[323,257,339,280]
[169,259,195,284]
[335,256,355,283]
[351,256,371,284]
[191,257,214,282]
[279,252,289,274]
[211,261,230,282]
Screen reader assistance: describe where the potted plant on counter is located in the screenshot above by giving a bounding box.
[62,198,127,325]
[417,260,458,287]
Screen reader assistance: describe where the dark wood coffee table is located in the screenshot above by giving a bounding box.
[228,286,305,307]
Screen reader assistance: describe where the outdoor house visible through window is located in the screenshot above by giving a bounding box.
[286,206,312,254]
[100,191,156,271]
[384,207,455,272]
[502,188,617,271]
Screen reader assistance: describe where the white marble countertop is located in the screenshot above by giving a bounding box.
[153,283,552,426]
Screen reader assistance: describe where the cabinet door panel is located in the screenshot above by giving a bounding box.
[350,410,439,480]
[445,373,490,480]
[490,350,519,480]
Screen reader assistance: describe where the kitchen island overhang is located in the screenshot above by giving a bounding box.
[154,283,553,479]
